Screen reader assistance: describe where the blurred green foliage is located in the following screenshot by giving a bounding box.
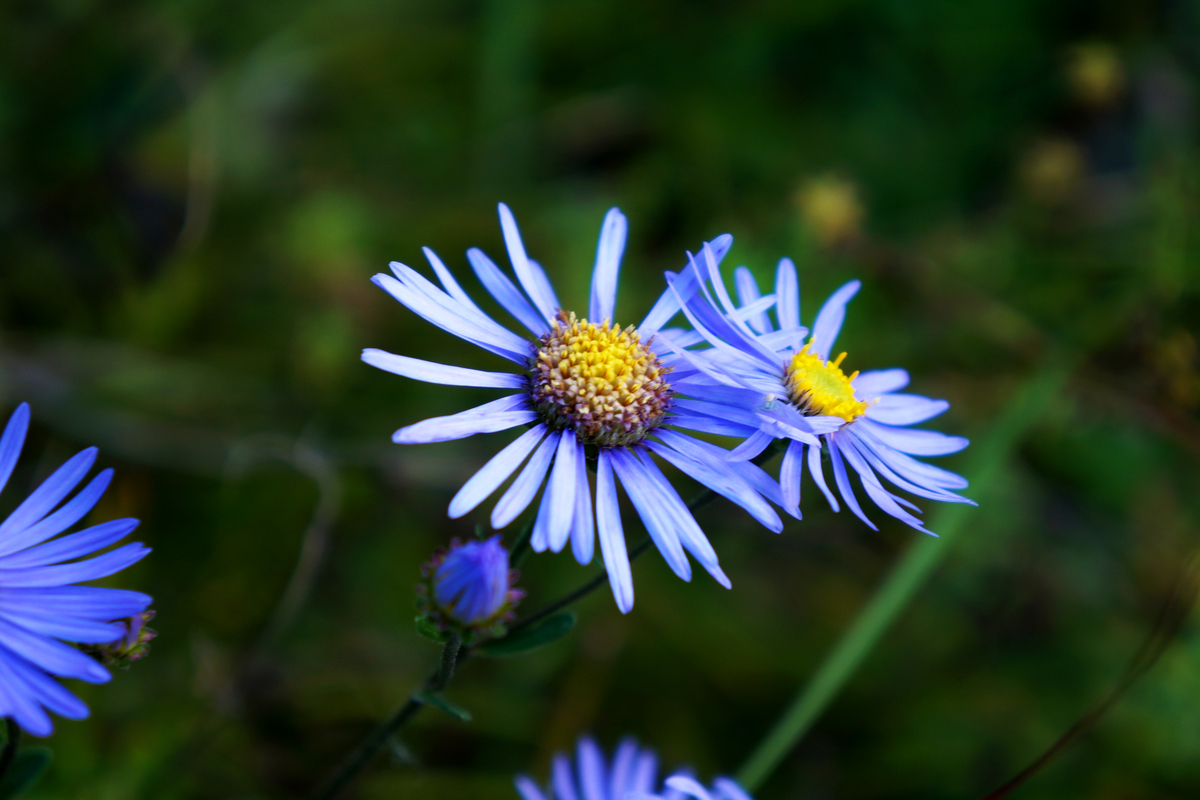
[2,0,1200,798]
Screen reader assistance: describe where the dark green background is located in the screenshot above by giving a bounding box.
[2,0,1199,797]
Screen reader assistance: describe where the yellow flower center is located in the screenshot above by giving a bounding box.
[531,311,672,447]
[786,343,868,422]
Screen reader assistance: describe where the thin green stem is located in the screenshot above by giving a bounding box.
[736,362,1070,792]
[0,719,20,786]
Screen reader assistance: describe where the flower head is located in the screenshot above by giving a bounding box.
[417,536,521,642]
[0,403,152,736]
[365,205,789,613]
[514,735,753,800]
[669,247,975,533]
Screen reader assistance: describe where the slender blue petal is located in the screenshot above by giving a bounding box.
[543,433,580,553]
[865,393,950,426]
[578,737,607,800]
[780,439,804,517]
[734,266,771,334]
[609,450,691,581]
[527,259,561,311]
[569,445,594,566]
[713,778,755,800]
[590,208,627,323]
[0,404,30,497]
[449,425,546,518]
[668,408,761,438]
[466,247,551,336]
[497,203,558,325]
[372,271,529,363]
[727,429,774,462]
[828,436,876,530]
[665,775,715,800]
[393,395,534,444]
[806,442,840,512]
[0,518,139,570]
[491,431,560,529]
[852,368,909,397]
[859,418,968,456]
[775,257,800,330]
[649,431,782,532]
[0,469,113,558]
[809,280,861,359]
[423,246,485,315]
[0,617,110,682]
[609,738,640,799]
[362,349,526,389]
[633,451,730,588]
[0,543,149,588]
[514,776,549,800]
[596,452,633,614]
[0,587,150,620]
[0,447,97,541]
[553,754,582,800]
[383,264,531,355]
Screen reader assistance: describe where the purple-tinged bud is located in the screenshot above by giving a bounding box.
[416,536,522,643]
[82,610,157,669]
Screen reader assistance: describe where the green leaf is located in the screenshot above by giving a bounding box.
[478,612,576,656]
[0,748,52,799]
[412,690,472,722]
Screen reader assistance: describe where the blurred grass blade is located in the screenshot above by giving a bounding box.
[737,361,1071,792]
[479,612,576,656]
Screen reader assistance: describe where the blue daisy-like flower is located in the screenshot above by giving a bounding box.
[0,403,152,736]
[514,735,753,800]
[662,244,975,533]
[363,204,787,612]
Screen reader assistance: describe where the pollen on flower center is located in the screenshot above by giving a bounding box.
[531,311,672,447]
[786,343,868,422]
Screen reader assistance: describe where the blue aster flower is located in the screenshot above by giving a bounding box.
[0,403,152,736]
[662,245,975,533]
[514,735,753,800]
[364,204,787,613]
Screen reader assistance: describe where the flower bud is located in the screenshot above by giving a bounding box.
[416,536,522,643]
[82,610,157,669]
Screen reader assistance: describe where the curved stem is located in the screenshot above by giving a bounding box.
[0,719,20,786]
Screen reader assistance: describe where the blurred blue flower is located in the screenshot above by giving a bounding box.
[514,736,753,800]
[434,535,512,625]
[0,403,152,736]
[669,246,975,533]
[365,204,786,613]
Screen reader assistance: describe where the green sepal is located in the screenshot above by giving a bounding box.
[478,612,576,656]
[414,615,450,643]
[412,690,472,722]
[0,747,52,799]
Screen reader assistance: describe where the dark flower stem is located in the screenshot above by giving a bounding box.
[0,719,20,786]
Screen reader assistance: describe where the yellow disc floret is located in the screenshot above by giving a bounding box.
[786,343,868,422]
[531,311,672,447]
